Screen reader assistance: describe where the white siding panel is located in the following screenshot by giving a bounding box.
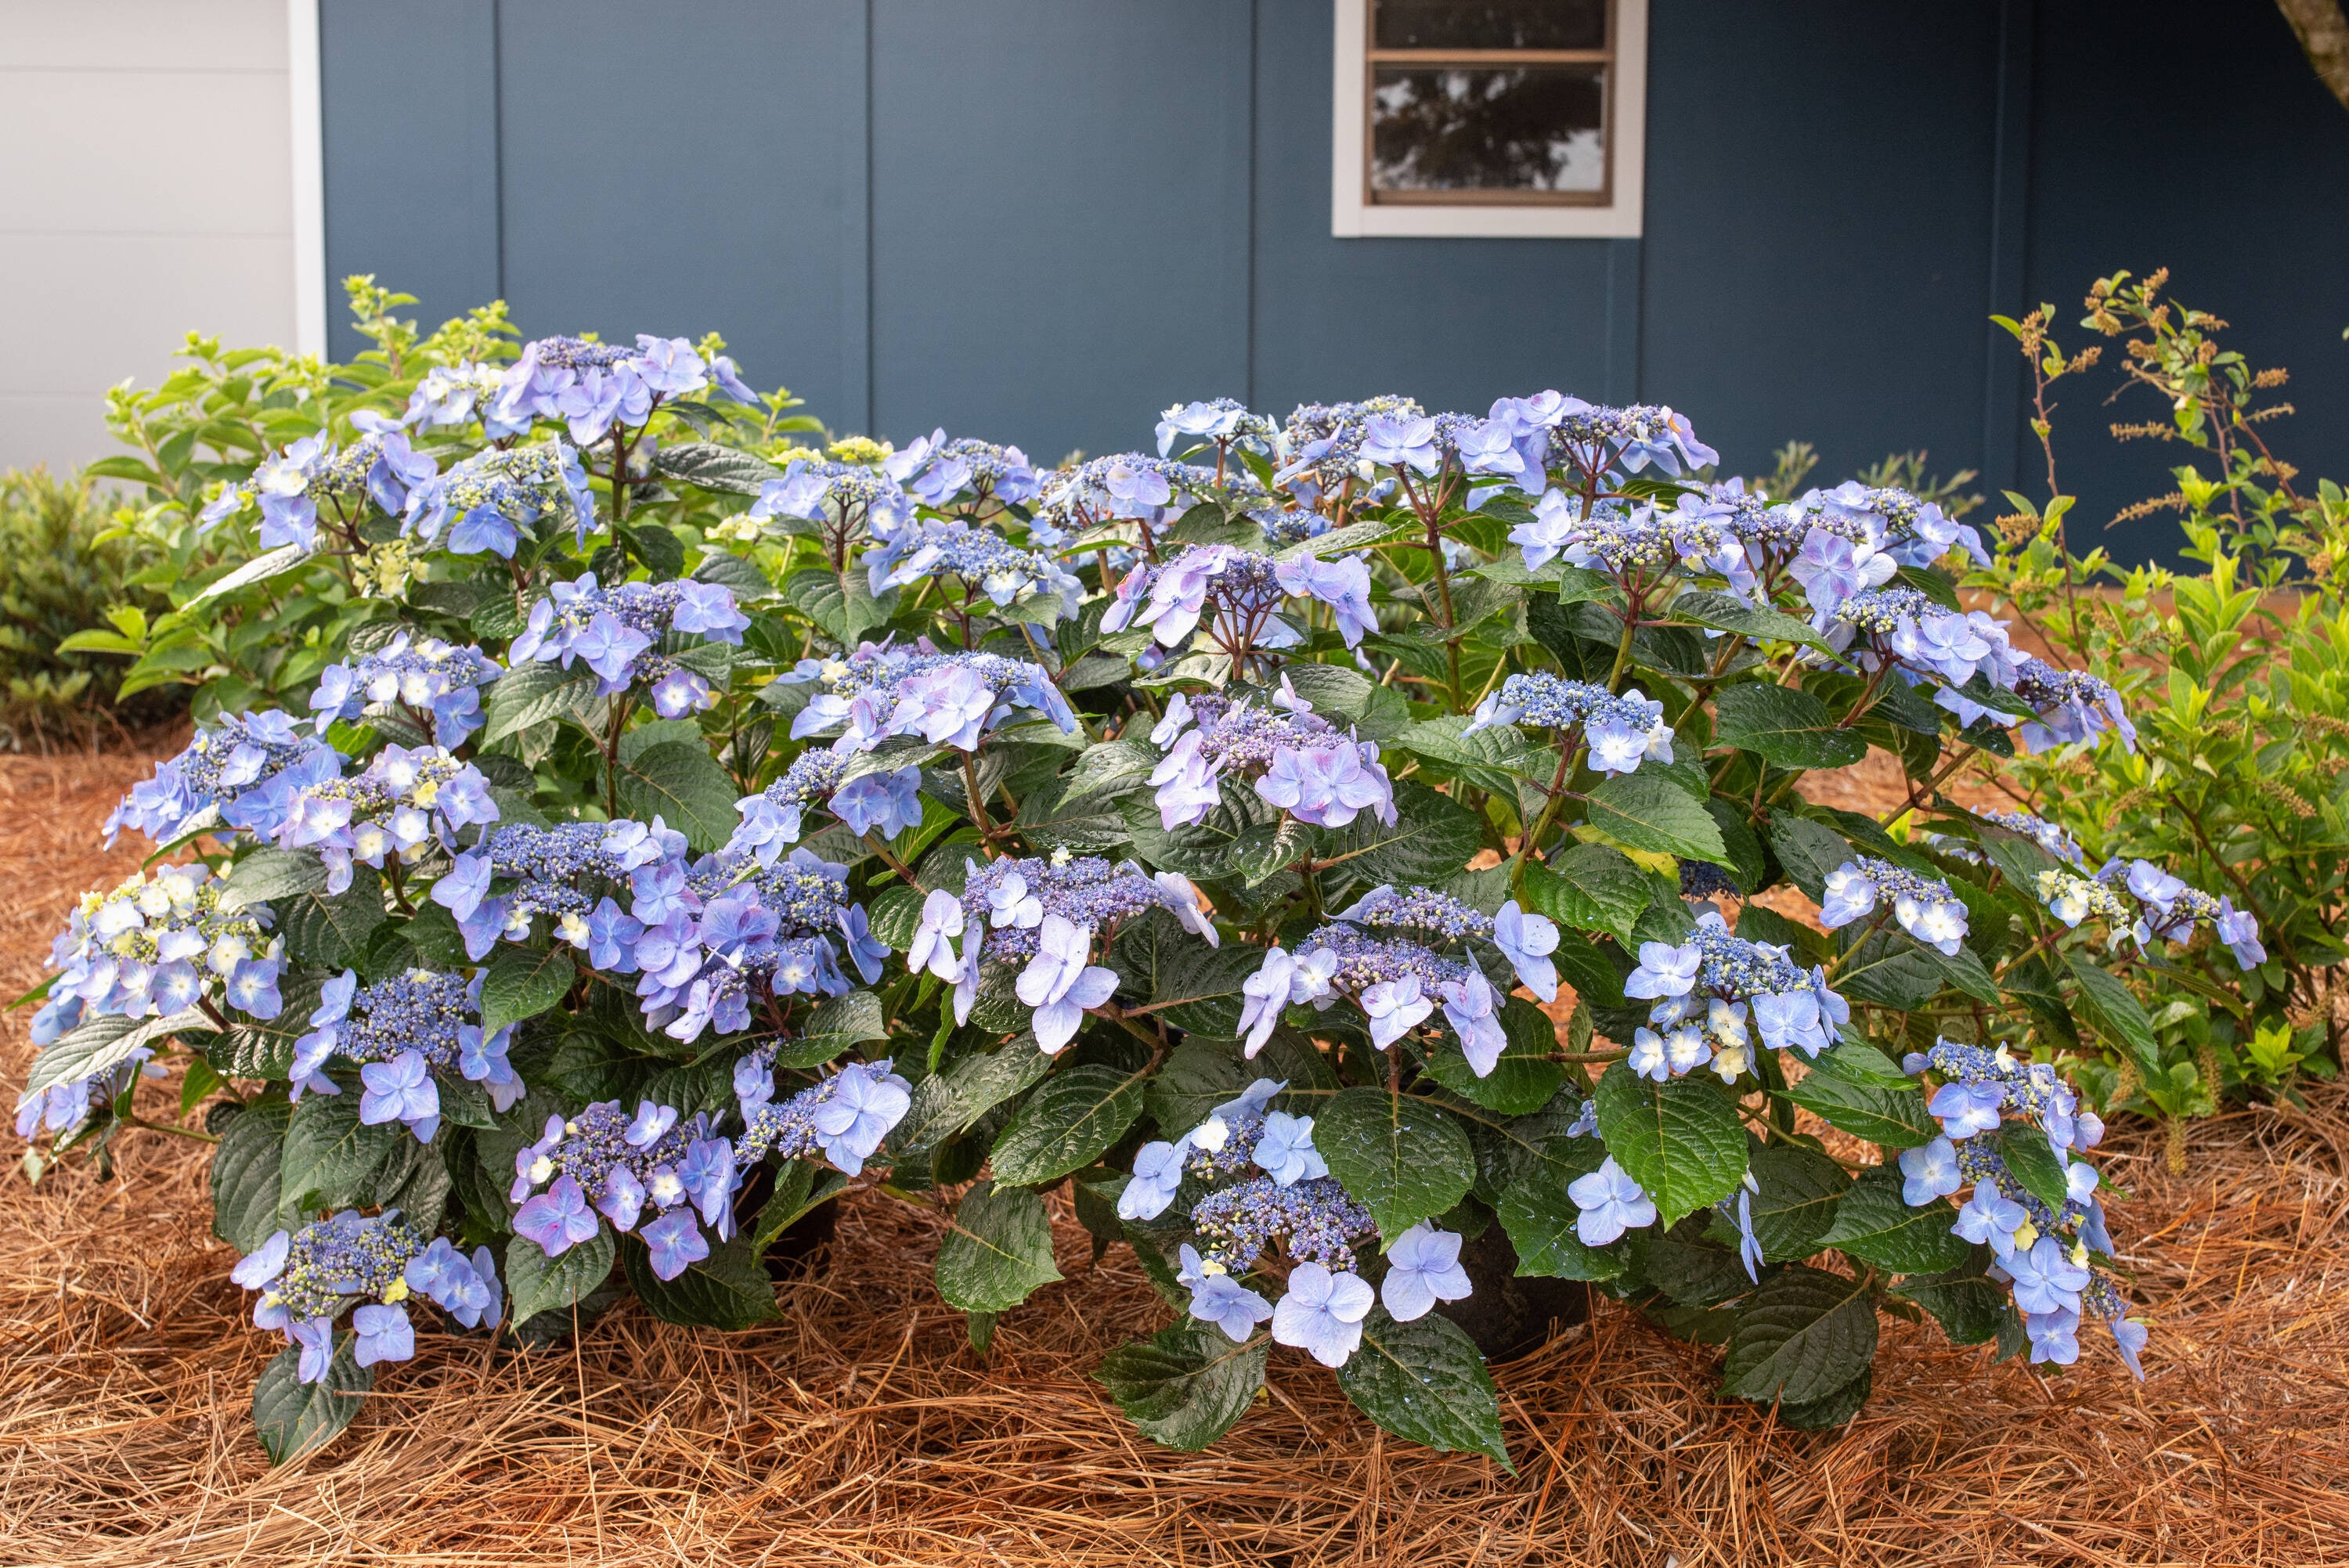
[0,70,294,237]
[0,0,297,474]
[0,233,297,395]
[0,0,287,73]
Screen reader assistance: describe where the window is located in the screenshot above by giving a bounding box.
[1331,0,1647,239]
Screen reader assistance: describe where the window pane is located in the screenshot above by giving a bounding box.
[1369,65,1605,193]
[1373,1,1607,51]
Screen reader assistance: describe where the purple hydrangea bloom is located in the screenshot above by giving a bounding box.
[514,1173,602,1258]
[1270,1263,1376,1367]
[639,1208,711,1281]
[1380,1222,1472,1322]
[1568,1157,1656,1246]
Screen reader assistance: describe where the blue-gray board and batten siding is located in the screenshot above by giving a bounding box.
[321,0,2349,564]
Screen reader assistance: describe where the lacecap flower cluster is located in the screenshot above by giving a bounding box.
[508,573,750,716]
[199,425,438,551]
[510,1098,736,1278]
[1895,1040,2146,1375]
[1122,1079,1470,1368]
[782,643,1077,755]
[231,1211,501,1383]
[31,863,281,1044]
[272,743,500,894]
[1464,673,1674,776]
[309,632,503,748]
[488,332,754,448]
[103,710,342,849]
[1149,687,1395,832]
[908,853,1216,1051]
[287,966,522,1138]
[1234,885,1561,1076]
[1624,908,1849,1078]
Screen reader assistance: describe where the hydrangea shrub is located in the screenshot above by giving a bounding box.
[19,280,2210,1465]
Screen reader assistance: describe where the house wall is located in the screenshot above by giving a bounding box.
[310,0,2349,563]
[0,1,300,477]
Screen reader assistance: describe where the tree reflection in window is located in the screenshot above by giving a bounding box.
[1362,0,1614,204]
[1370,66,1604,193]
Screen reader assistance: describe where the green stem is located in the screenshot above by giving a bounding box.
[960,751,994,839]
[122,1115,218,1145]
[603,698,628,819]
[863,832,923,889]
[1605,590,1643,692]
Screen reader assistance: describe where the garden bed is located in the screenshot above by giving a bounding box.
[4,750,2345,1566]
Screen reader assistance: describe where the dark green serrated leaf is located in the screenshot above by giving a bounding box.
[1765,814,1853,903]
[2066,954,2160,1078]
[1665,589,1835,654]
[1336,1308,1510,1469]
[1704,799,1767,892]
[652,441,782,496]
[888,1034,1053,1164]
[1315,1088,1475,1242]
[1492,1130,1620,1281]
[1746,1140,1852,1263]
[1522,841,1651,945]
[1062,738,1159,802]
[1120,786,1283,881]
[277,867,388,970]
[507,1226,617,1325]
[867,884,926,950]
[750,1161,851,1249]
[1895,1261,2006,1345]
[1721,1263,1879,1406]
[1817,1166,1971,1274]
[381,1133,453,1226]
[1015,776,1134,854]
[252,1336,371,1464]
[211,1095,291,1253]
[808,989,887,1042]
[27,1009,194,1096]
[1785,1072,1937,1148]
[1592,1064,1747,1227]
[1777,1367,1873,1429]
[990,1065,1148,1186]
[1630,1217,1754,1307]
[1923,939,2001,1005]
[1834,929,1947,1010]
[1392,716,1559,798]
[1313,780,1484,895]
[480,660,598,745]
[1582,773,1730,866]
[1146,940,1266,1039]
[397,904,470,969]
[782,564,896,643]
[693,549,773,598]
[279,1087,411,1216]
[935,1179,1063,1313]
[1145,1037,1250,1136]
[1997,1124,2074,1215]
[1095,1318,1268,1451]
[2001,953,2080,1048]
[612,739,740,853]
[1809,1039,1914,1089]
[479,945,576,1033]
[1714,683,1867,770]
[622,1231,778,1330]
[218,846,330,911]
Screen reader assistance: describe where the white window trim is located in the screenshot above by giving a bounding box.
[1331,0,1647,239]
[288,0,328,357]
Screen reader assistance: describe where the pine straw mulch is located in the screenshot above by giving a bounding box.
[3,752,2348,1566]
